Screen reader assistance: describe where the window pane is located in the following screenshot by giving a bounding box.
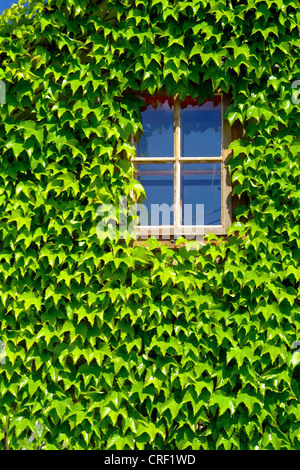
[136,97,174,157]
[181,97,221,157]
[136,164,174,225]
[181,164,221,225]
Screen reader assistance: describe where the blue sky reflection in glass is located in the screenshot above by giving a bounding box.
[136,98,174,157]
[181,99,221,157]
[181,164,221,225]
[136,164,174,226]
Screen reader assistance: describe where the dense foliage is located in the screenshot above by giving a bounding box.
[0,0,300,450]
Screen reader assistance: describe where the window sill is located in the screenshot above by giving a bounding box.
[135,225,228,238]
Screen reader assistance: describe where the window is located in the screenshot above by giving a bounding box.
[132,93,232,240]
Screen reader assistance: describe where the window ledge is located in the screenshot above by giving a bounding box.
[135,225,228,238]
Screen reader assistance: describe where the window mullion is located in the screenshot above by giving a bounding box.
[174,95,181,230]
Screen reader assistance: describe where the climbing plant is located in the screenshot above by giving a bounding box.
[0,0,300,450]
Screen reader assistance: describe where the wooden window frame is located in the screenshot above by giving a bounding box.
[132,92,232,240]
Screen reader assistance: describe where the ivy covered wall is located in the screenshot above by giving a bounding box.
[0,0,300,450]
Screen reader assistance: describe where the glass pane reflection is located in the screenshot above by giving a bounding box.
[181,164,221,225]
[181,99,221,157]
[136,164,174,225]
[136,98,174,157]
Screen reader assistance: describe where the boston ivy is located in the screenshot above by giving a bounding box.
[0,0,300,450]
